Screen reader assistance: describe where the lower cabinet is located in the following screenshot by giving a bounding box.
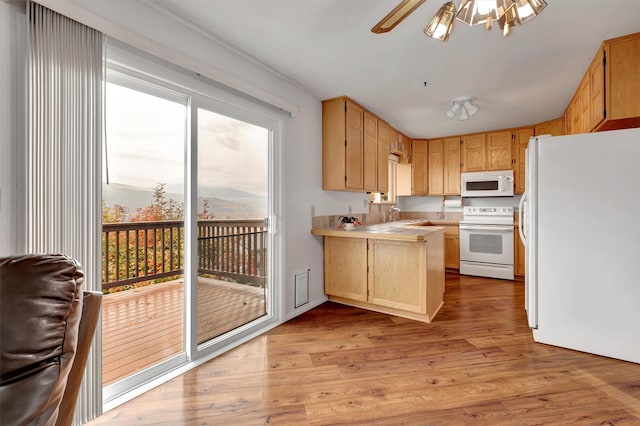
[323,234,444,323]
[443,225,460,270]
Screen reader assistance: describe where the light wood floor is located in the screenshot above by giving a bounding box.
[102,277,266,385]
[92,273,640,424]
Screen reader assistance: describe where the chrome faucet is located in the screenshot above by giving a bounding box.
[389,205,401,222]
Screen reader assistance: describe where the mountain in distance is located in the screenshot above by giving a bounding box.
[103,182,266,219]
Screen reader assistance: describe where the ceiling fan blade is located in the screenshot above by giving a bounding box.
[371,0,427,34]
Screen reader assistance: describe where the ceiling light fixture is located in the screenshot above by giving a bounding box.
[371,0,427,34]
[446,97,479,120]
[456,0,515,30]
[499,0,548,36]
[424,1,457,41]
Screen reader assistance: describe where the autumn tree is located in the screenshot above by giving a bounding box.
[131,183,184,221]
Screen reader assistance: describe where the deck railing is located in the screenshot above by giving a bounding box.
[102,219,267,291]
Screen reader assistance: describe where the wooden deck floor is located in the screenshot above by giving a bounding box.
[92,273,640,424]
[102,277,266,385]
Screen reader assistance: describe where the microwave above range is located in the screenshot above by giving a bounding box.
[461,170,514,197]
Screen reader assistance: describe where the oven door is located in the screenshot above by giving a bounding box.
[459,224,514,265]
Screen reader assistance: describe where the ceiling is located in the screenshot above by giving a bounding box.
[146,0,640,138]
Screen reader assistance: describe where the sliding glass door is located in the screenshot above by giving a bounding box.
[102,65,276,402]
[194,106,270,346]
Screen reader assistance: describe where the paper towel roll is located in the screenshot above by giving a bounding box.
[444,199,462,208]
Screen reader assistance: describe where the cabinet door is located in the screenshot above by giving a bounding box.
[345,100,364,189]
[607,34,640,121]
[444,235,459,269]
[462,133,486,172]
[486,130,512,170]
[368,239,427,314]
[377,121,389,193]
[443,137,461,195]
[579,77,591,133]
[515,229,525,277]
[428,139,444,195]
[363,112,378,192]
[399,133,410,163]
[411,139,428,195]
[534,117,565,136]
[589,47,606,130]
[324,237,368,301]
[512,127,534,194]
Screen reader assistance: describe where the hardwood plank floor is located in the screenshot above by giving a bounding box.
[90,273,640,425]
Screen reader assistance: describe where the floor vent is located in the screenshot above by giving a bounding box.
[294,270,310,308]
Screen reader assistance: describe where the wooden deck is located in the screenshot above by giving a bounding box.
[91,273,640,425]
[102,277,266,385]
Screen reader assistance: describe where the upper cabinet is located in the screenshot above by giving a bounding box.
[428,137,461,195]
[411,139,429,196]
[322,96,395,193]
[534,117,565,137]
[511,127,534,194]
[461,133,486,172]
[363,111,378,192]
[443,137,461,195]
[377,120,390,194]
[565,32,640,134]
[427,139,443,195]
[485,130,512,171]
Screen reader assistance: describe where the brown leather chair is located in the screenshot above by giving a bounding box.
[0,254,102,426]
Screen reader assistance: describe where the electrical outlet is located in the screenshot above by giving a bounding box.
[363,199,368,208]
[348,205,352,214]
[311,205,315,217]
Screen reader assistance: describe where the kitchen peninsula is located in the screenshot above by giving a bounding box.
[312,221,445,323]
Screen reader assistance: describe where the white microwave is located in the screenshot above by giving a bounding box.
[461,170,514,197]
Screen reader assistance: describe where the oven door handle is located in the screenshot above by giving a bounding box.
[459,225,514,232]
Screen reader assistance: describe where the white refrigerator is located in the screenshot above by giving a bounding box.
[519,127,640,364]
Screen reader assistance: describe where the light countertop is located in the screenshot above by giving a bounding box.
[311,220,447,242]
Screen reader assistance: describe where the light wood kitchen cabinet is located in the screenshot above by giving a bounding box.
[461,133,486,172]
[443,225,459,270]
[411,139,429,195]
[322,96,391,193]
[589,46,605,131]
[534,117,565,136]
[322,97,364,191]
[377,120,390,193]
[443,137,461,195]
[515,227,525,278]
[512,127,534,194]
[323,236,368,301]
[320,231,445,323]
[428,139,444,195]
[427,137,460,195]
[486,130,512,171]
[564,32,640,134]
[596,32,640,131]
[579,77,591,134]
[566,76,590,135]
[363,111,378,192]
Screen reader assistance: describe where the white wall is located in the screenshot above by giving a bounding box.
[0,2,25,256]
[29,0,370,320]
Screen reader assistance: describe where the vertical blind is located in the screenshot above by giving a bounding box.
[27,2,103,424]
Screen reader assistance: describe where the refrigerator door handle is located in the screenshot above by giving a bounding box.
[518,191,527,245]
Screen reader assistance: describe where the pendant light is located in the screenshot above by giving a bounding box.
[498,0,547,36]
[424,1,457,41]
[456,0,514,30]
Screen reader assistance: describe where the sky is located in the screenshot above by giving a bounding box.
[104,82,268,197]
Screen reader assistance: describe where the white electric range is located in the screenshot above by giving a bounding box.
[459,206,514,280]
